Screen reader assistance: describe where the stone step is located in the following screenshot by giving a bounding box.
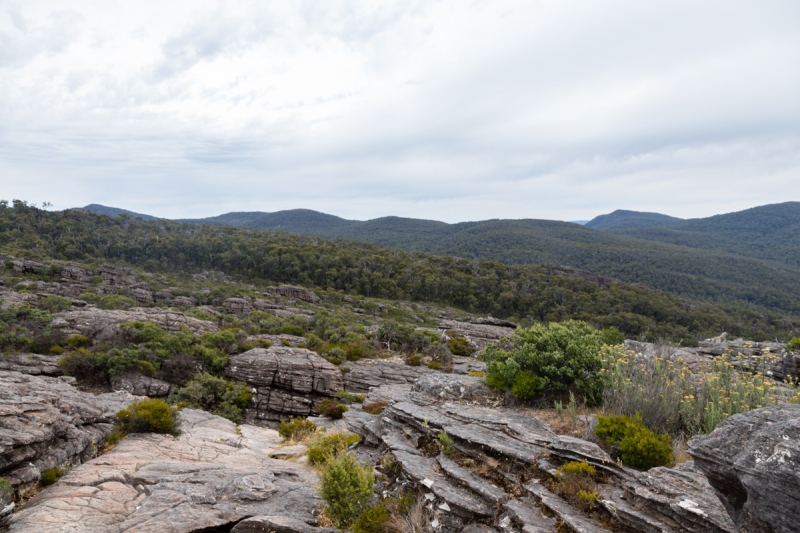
[437,454,509,505]
[502,498,557,533]
[525,480,610,533]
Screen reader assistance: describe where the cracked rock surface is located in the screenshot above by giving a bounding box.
[4,409,326,533]
[53,307,217,341]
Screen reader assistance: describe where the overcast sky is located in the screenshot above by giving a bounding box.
[2,1,799,222]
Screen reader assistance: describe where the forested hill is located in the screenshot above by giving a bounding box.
[604,202,800,268]
[3,201,799,343]
[584,209,683,230]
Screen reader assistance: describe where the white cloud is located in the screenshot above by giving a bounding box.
[1,0,799,221]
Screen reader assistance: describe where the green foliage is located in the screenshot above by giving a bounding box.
[481,320,604,404]
[308,432,362,466]
[116,398,180,436]
[467,370,485,377]
[0,477,12,499]
[280,325,306,336]
[38,295,72,313]
[169,373,252,423]
[577,490,600,504]
[64,334,91,349]
[554,461,598,511]
[319,452,375,528]
[435,431,455,456]
[427,361,441,370]
[363,401,388,415]
[511,371,542,401]
[316,399,348,419]
[39,468,64,487]
[447,337,473,356]
[352,501,390,533]
[78,292,137,310]
[405,354,422,366]
[557,461,596,478]
[336,390,366,404]
[787,337,800,352]
[278,418,317,441]
[596,415,672,470]
[600,326,625,345]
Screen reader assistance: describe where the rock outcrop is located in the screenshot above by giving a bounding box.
[439,319,515,350]
[0,372,141,496]
[227,347,343,423]
[263,285,321,304]
[4,409,329,533]
[110,371,175,397]
[688,404,800,533]
[0,352,63,376]
[52,307,217,341]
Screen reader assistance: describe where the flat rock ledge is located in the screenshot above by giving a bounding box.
[4,409,328,533]
[0,371,141,497]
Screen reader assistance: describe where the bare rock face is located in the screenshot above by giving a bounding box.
[263,285,321,303]
[343,359,436,393]
[0,371,141,496]
[53,307,217,341]
[412,373,496,401]
[110,371,175,397]
[688,404,800,533]
[439,319,514,350]
[226,347,343,423]
[4,409,327,533]
[0,352,63,376]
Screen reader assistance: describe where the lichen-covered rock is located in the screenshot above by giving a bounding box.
[54,307,217,341]
[5,410,325,533]
[688,404,800,533]
[226,347,343,423]
[0,371,141,495]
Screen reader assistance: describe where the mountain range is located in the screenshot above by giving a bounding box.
[75,202,800,314]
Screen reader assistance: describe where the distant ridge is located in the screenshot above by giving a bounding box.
[77,204,159,221]
[585,209,683,230]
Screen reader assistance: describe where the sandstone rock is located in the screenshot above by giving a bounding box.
[0,372,141,495]
[55,307,217,341]
[226,347,343,423]
[110,371,175,397]
[224,297,253,314]
[439,320,514,350]
[412,374,496,401]
[344,359,436,393]
[0,353,62,376]
[688,404,800,533]
[5,410,325,533]
[264,285,321,303]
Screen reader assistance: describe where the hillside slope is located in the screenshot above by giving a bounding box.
[585,209,683,230]
[79,204,160,221]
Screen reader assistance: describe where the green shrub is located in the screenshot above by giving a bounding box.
[468,370,485,377]
[78,292,137,310]
[480,320,605,405]
[319,452,375,528]
[405,354,422,366]
[116,398,180,435]
[577,490,600,505]
[554,461,597,510]
[363,401,388,415]
[447,337,473,356]
[279,418,317,441]
[435,431,455,456]
[618,427,673,469]
[316,399,348,419]
[511,371,542,401]
[39,468,64,487]
[308,432,362,465]
[336,390,366,404]
[352,501,390,533]
[557,461,596,478]
[280,325,306,336]
[427,361,441,370]
[787,337,800,352]
[0,477,12,499]
[595,415,672,469]
[38,295,72,313]
[600,327,625,346]
[64,334,91,349]
[169,373,252,423]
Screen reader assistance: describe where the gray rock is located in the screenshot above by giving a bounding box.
[502,498,556,533]
[226,347,343,423]
[437,454,508,505]
[413,373,496,401]
[688,404,800,533]
[525,480,607,533]
[233,515,337,533]
[0,371,141,496]
[439,320,514,350]
[110,371,175,397]
[344,359,435,393]
[55,307,217,341]
[5,410,325,533]
[0,352,63,376]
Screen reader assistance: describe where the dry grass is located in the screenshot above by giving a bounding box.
[316,509,334,528]
[388,495,433,533]
[525,408,596,439]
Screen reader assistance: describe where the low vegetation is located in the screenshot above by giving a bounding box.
[595,415,673,469]
[316,399,348,419]
[553,461,599,511]
[168,373,252,423]
[116,398,180,436]
[278,418,317,442]
[319,452,374,528]
[308,432,362,466]
[39,468,64,487]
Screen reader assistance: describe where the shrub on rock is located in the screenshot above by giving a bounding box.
[316,399,348,419]
[39,468,64,487]
[447,337,473,356]
[278,418,317,441]
[319,452,374,528]
[117,398,180,436]
[169,372,252,423]
[596,414,672,469]
[308,432,362,465]
[363,401,388,415]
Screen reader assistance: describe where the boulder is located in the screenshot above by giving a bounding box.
[689,404,800,533]
[226,347,343,423]
[343,359,436,393]
[412,373,496,401]
[439,320,514,350]
[0,353,63,376]
[53,307,217,341]
[110,372,175,397]
[5,410,325,533]
[0,371,141,496]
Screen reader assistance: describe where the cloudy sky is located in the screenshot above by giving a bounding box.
[2,1,799,222]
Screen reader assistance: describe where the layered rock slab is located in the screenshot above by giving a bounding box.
[227,347,343,423]
[688,404,800,533]
[53,307,217,341]
[4,410,324,533]
[0,371,140,495]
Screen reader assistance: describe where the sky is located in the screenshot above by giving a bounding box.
[2,1,800,223]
